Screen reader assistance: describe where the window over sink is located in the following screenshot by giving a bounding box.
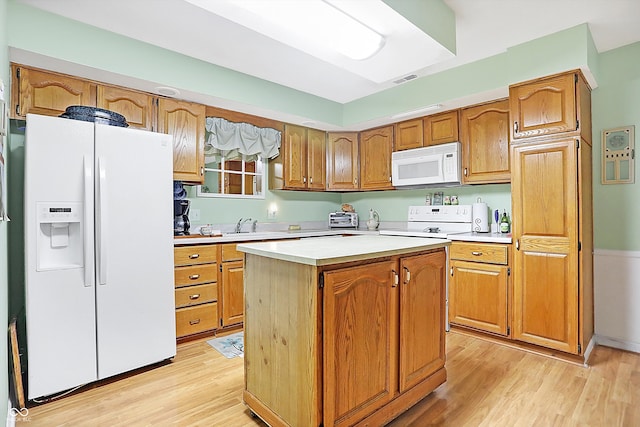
[196,155,265,199]
[195,117,280,199]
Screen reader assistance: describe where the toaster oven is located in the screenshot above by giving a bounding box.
[329,212,358,228]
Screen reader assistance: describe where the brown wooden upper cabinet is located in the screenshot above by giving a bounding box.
[509,70,591,143]
[394,118,423,151]
[460,99,510,184]
[157,98,206,184]
[424,110,459,146]
[394,111,459,151]
[11,65,96,118]
[97,85,156,131]
[282,124,326,190]
[359,125,394,190]
[327,132,359,191]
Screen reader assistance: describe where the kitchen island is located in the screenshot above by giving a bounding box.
[237,235,450,427]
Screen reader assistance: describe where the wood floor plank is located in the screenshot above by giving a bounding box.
[15,332,640,427]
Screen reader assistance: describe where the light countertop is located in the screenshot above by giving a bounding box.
[173,228,511,246]
[236,234,450,266]
[173,228,376,245]
[448,232,512,244]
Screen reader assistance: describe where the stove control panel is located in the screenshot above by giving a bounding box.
[408,205,472,222]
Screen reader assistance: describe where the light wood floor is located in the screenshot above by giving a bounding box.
[16,331,640,426]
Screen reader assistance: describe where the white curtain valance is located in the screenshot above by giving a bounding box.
[204,117,281,162]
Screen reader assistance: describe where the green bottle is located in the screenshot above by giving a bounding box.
[500,210,510,233]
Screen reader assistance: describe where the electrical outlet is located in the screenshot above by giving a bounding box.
[190,208,200,221]
[267,209,276,219]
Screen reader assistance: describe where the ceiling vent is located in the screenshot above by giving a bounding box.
[393,74,418,84]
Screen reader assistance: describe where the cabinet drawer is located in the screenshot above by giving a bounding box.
[450,242,508,265]
[174,264,217,287]
[221,243,243,262]
[174,245,217,266]
[176,303,218,337]
[175,283,218,308]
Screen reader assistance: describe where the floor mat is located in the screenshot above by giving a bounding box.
[207,331,244,358]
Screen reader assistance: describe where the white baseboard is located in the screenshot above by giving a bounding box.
[5,400,15,427]
[595,334,640,354]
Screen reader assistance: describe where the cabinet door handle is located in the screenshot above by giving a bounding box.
[303,176,307,183]
[189,274,200,280]
[189,319,201,325]
[189,254,200,259]
[200,166,204,176]
[515,239,520,250]
[404,266,410,284]
[464,168,468,176]
[189,294,200,300]
[309,176,313,184]
[450,267,454,277]
[514,121,519,133]
[471,251,482,256]
[391,270,399,287]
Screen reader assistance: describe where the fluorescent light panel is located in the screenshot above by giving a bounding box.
[187,0,385,61]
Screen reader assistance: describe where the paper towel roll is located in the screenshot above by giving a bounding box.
[472,201,489,232]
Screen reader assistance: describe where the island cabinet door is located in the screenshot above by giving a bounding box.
[398,250,446,392]
[323,260,397,427]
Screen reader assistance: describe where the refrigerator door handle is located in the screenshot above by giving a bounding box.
[97,157,108,286]
[83,156,94,287]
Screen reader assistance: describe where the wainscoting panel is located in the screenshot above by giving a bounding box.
[594,249,640,353]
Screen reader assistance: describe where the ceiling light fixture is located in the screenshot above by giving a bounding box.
[186,0,385,61]
[391,104,443,119]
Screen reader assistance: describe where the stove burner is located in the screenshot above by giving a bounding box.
[424,227,440,233]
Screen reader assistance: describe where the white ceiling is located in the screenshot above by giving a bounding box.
[13,0,640,105]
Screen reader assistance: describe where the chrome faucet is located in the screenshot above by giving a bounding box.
[235,217,252,233]
[251,219,257,232]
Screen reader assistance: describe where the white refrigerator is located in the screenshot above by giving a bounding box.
[24,113,176,400]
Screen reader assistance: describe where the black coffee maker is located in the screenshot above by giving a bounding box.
[174,199,191,235]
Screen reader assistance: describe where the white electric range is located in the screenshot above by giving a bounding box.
[379,204,473,333]
[379,205,473,238]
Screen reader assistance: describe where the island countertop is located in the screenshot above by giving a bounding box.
[236,234,450,266]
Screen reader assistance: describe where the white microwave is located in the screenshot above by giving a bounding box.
[391,142,461,187]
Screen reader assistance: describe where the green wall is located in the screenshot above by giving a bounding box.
[1,0,10,419]
[343,184,511,225]
[592,41,640,250]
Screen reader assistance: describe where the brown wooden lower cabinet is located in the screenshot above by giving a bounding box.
[449,241,510,337]
[243,248,447,427]
[175,303,218,337]
[174,242,245,340]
